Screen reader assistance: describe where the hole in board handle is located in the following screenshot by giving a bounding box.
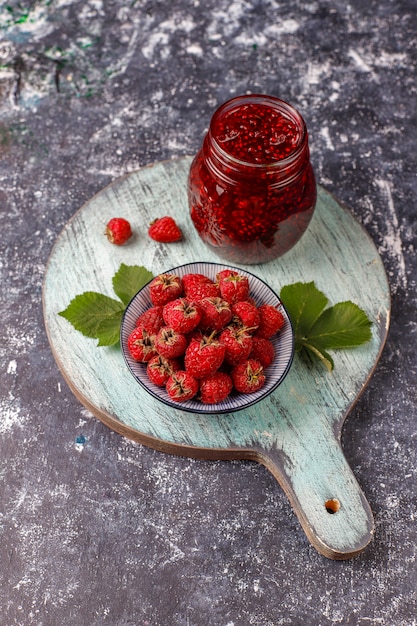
[325,498,341,514]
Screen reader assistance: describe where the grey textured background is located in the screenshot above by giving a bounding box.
[1,1,416,625]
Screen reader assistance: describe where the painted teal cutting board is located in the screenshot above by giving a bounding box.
[42,157,390,560]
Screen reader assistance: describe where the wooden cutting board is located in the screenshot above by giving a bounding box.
[42,156,390,560]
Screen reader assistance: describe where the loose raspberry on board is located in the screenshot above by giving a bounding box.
[105,217,132,245]
[148,216,182,243]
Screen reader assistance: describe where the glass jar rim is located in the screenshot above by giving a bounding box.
[208,94,308,171]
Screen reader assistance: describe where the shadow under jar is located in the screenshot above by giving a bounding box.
[188,94,317,264]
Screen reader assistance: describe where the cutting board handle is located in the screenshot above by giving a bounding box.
[254,429,374,560]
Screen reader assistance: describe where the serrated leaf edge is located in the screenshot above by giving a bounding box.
[307,301,373,349]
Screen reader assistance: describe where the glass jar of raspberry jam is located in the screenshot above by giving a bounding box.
[188,94,317,264]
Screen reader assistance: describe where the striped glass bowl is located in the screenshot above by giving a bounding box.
[120,262,294,414]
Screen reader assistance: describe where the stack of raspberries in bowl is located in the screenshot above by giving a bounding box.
[121,264,293,412]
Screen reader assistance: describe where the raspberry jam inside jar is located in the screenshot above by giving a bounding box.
[188,94,317,264]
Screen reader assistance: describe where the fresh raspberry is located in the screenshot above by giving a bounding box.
[186,327,205,343]
[166,370,199,402]
[256,304,285,338]
[136,306,165,334]
[146,355,180,386]
[182,273,220,300]
[127,327,157,362]
[219,325,253,366]
[105,217,132,245]
[231,300,260,331]
[198,297,232,331]
[199,371,233,404]
[216,269,237,282]
[184,333,226,379]
[231,359,266,394]
[162,298,202,333]
[217,270,250,304]
[149,273,183,306]
[154,326,188,359]
[250,336,275,368]
[148,216,182,243]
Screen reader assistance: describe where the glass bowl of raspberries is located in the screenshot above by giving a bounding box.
[120,262,294,414]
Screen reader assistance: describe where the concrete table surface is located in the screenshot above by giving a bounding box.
[0,1,416,625]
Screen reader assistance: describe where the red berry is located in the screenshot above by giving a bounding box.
[127,327,157,362]
[231,359,266,394]
[182,273,220,300]
[148,216,182,243]
[166,370,199,402]
[154,326,188,359]
[136,306,165,334]
[219,325,253,366]
[250,336,275,368]
[184,333,226,379]
[231,300,260,331]
[216,269,240,283]
[199,372,233,404]
[186,327,205,343]
[163,298,202,333]
[146,355,180,386]
[105,217,132,245]
[198,297,232,331]
[217,271,250,304]
[256,304,285,338]
[149,273,183,306]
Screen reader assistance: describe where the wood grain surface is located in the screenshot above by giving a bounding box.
[42,156,390,559]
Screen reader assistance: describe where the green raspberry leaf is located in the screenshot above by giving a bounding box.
[96,310,125,346]
[280,281,328,351]
[307,301,373,350]
[112,263,154,305]
[280,281,372,370]
[58,264,155,347]
[59,292,125,340]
